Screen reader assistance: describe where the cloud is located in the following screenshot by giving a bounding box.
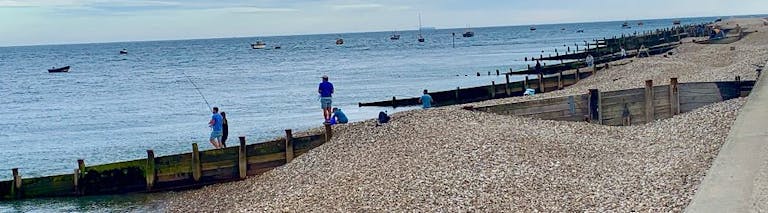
[332,3,383,10]
[223,6,299,13]
[331,3,411,11]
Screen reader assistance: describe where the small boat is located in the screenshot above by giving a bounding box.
[274,46,281,49]
[673,20,681,25]
[530,26,536,31]
[576,29,585,33]
[48,66,70,73]
[418,35,425,43]
[622,21,631,28]
[336,38,344,45]
[390,31,400,40]
[462,25,474,37]
[251,41,266,49]
[714,18,722,22]
[119,49,128,54]
[560,28,566,31]
[637,21,644,26]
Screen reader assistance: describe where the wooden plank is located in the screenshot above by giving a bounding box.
[201,160,237,171]
[247,152,286,164]
[19,174,75,198]
[679,95,723,104]
[155,153,192,177]
[601,88,645,98]
[81,159,147,195]
[509,103,571,116]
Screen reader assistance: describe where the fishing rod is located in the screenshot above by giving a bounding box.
[181,70,213,111]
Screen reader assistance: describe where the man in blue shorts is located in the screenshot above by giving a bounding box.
[208,107,223,149]
[418,89,434,109]
[318,75,334,123]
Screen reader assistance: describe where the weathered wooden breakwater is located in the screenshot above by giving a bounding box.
[473,78,755,125]
[0,125,333,200]
[359,66,598,107]
[360,23,711,109]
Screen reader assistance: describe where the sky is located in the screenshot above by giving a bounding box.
[0,0,766,46]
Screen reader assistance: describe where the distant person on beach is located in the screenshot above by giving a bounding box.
[620,47,627,59]
[586,55,594,67]
[220,111,229,148]
[331,108,348,124]
[534,60,542,74]
[318,75,334,123]
[418,89,434,109]
[208,107,224,149]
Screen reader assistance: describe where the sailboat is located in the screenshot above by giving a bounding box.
[417,14,425,42]
[529,26,536,31]
[462,25,475,37]
[390,30,400,40]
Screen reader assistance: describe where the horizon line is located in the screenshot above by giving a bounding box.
[2,13,764,48]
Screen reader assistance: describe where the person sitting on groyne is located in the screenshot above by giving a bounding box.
[418,89,434,109]
[331,108,348,124]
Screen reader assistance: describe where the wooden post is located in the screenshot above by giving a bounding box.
[538,73,545,92]
[77,159,85,174]
[490,81,496,98]
[524,76,529,89]
[455,87,460,103]
[391,96,396,108]
[284,130,294,163]
[670,78,680,115]
[496,69,500,76]
[238,136,247,179]
[558,71,563,89]
[192,143,201,182]
[505,74,511,96]
[145,150,156,191]
[73,169,79,195]
[589,89,601,123]
[576,68,581,82]
[645,80,655,122]
[12,168,21,198]
[324,123,332,143]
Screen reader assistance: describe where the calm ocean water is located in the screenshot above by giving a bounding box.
[0,16,723,211]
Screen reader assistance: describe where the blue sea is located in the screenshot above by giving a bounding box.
[0,16,730,211]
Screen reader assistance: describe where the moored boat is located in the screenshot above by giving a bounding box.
[48,66,70,73]
[673,20,681,25]
[530,26,536,31]
[119,49,128,54]
[336,38,344,45]
[251,41,266,49]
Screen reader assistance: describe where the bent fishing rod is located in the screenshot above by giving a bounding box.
[181,70,213,111]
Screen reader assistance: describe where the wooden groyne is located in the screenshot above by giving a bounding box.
[474,78,755,125]
[359,67,595,107]
[360,23,711,109]
[0,125,333,200]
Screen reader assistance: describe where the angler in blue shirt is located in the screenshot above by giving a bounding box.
[208,107,224,149]
[318,75,334,123]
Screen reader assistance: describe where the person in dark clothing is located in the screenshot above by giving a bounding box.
[534,60,542,74]
[220,112,229,148]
